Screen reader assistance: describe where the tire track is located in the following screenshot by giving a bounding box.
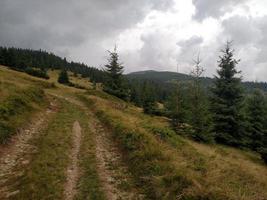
[64,121,82,200]
[0,99,58,199]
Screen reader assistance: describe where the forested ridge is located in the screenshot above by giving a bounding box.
[0,47,105,82]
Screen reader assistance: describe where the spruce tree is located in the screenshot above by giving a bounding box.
[58,70,70,84]
[165,81,189,130]
[189,56,213,143]
[103,46,128,100]
[246,89,267,150]
[210,42,245,146]
[142,81,157,114]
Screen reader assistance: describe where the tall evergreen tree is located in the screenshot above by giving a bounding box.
[189,56,213,143]
[210,42,246,146]
[246,89,267,150]
[103,46,128,100]
[142,81,157,114]
[165,81,189,130]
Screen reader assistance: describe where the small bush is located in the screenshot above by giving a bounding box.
[0,122,13,144]
[258,148,267,164]
[58,70,69,84]
[25,67,49,79]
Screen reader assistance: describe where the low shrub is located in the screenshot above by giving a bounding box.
[25,67,49,79]
[0,122,14,144]
[258,148,267,164]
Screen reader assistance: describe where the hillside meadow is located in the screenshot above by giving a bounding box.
[0,65,267,199]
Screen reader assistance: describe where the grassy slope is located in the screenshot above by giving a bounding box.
[79,90,267,200]
[9,99,104,200]
[1,65,267,199]
[0,66,55,143]
[0,66,104,200]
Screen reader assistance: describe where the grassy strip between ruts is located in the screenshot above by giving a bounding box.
[75,111,105,200]
[7,98,103,200]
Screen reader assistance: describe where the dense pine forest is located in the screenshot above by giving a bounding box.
[1,45,267,163]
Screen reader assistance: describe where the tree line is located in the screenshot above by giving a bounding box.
[102,43,267,164]
[0,47,105,82]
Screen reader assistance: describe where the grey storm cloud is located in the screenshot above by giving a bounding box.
[176,36,204,64]
[177,36,203,49]
[192,0,248,21]
[217,14,267,80]
[0,0,266,81]
[0,0,173,57]
[222,15,261,45]
[222,15,267,62]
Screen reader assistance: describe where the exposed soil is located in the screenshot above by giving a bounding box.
[47,93,144,199]
[64,121,82,200]
[0,99,58,199]
[89,117,144,200]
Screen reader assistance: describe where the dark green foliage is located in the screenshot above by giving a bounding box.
[0,122,13,144]
[246,89,267,150]
[140,81,159,115]
[0,46,105,83]
[189,84,213,142]
[246,90,267,163]
[129,78,172,107]
[127,70,267,104]
[165,82,189,127]
[25,67,49,79]
[103,47,129,100]
[58,70,70,84]
[210,42,246,146]
[258,148,267,164]
[188,58,213,143]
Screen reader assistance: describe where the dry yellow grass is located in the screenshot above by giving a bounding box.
[0,66,49,102]
[47,70,92,89]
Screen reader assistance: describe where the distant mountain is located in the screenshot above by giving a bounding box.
[127,70,193,82]
[126,70,267,92]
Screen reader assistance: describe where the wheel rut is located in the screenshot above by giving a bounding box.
[64,121,82,200]
[89,117,144,200]
[0,99,58,199]
[49,94,144,199]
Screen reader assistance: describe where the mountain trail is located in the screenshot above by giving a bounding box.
[89,117,144,200]
[64,121,82,200]
[49,93,144,199]
[0,98,58,199]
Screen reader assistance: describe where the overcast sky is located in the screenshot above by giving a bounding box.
[0,0,267,81]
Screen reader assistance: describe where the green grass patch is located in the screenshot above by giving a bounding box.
[8,100,79,200]
[0,86,46,143]
[75,113,105,200]
[7,98,104,200]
